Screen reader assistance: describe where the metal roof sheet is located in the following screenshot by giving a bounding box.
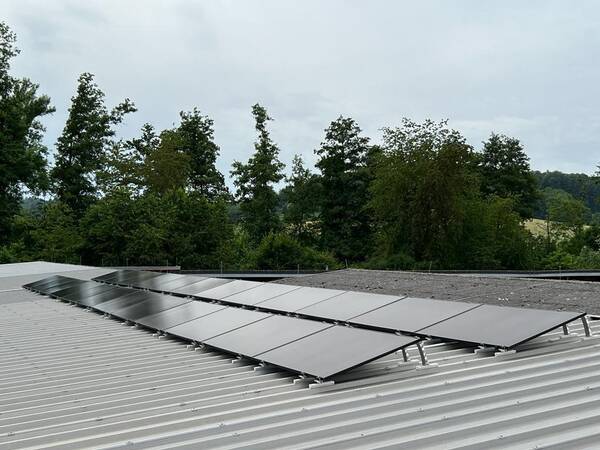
[2,263,600,449]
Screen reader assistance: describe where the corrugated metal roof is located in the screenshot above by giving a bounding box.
[2,263,600,449]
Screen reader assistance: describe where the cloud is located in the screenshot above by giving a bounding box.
[4,0,600,184]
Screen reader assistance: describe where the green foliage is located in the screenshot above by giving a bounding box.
[248,232,337,270]
[534,171,600,216]
[315,116,373,261]
[29,202,84,263]
[1,24,599,273]
[177,109,228,198]
[478,133,538,218]
[282,155,321,245]
[0,22,54,242]
[80,189,234,268]
[51,72,136,214]
[231,104,285,243]
[370,119,480,267]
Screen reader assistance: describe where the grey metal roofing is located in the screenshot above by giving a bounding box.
[2,263,600,449]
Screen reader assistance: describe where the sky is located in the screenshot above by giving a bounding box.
[4,0,600,181]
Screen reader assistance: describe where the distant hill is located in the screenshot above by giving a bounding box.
[533,171,600,217]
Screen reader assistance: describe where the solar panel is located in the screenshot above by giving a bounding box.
[107,292,191,321]
[135,274,206,292]
[118,270,165,285]
[205,315,332,356]
[42,278,86,295]
[25,275,72,293]
[147,275,206,292]
[23,275,65,291]
[91,271,123,283]
[416,304,586,348]
[135,301,227,330]
[51,281,115,302]
[220,283,302,306]
[256,286,345,312]
[166,307,271,342]
[75,286,133,308]
[132,273,185,289]
[93,290,151,315]
[193,280,262,300]
[351,297,482,332]
[256,325,420,379]
[297,291,404,322]
[170,278,233,296]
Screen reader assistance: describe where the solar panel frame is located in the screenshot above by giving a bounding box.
[137,275,206,292]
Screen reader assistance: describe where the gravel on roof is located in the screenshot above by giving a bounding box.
[276,268,600,314]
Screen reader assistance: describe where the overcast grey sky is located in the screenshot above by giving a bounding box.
[5,0,600,179]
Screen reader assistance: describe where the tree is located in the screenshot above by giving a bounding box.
[282,155,320,244]
[98,123,158,194]
[177,109,228,198]
[370,119,480,267]
[0,22,54,242]
[478,133,538,218]
[248,232,337,270]
[542,187,589,245]
[315,116,373,261]
[51,72,136,214]
[143,130,191,194]
[231,104,285,243]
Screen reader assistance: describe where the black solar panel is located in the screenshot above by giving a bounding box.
[107,292,190,321]
[42,278,86,295]
[166,307,271,342]
[256,286,345,312]
[75,286,132,307]
[297,291,404,322]
[93,290,150,315]
[417,304,586,348]
[51,281,115,302]
[205,315,332,356]
[135,301,226,330]
[194,280,263,300]
[25,275,69,293]
[132,273,185,290]
[171,278,233,296]
[220,283,302,306]
[256,325,420,379]
[351,297,481,332]
[145,275,207,292]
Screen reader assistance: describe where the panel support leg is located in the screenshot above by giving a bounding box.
[582,316,592,337]
[562,324,569,335]
[416,342,428,366]
[401,348,409,362]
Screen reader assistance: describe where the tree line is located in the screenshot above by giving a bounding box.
[2,22,599,271]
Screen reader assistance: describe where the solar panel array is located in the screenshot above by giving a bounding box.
[24,275,419,379]
[90,269,586,349]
